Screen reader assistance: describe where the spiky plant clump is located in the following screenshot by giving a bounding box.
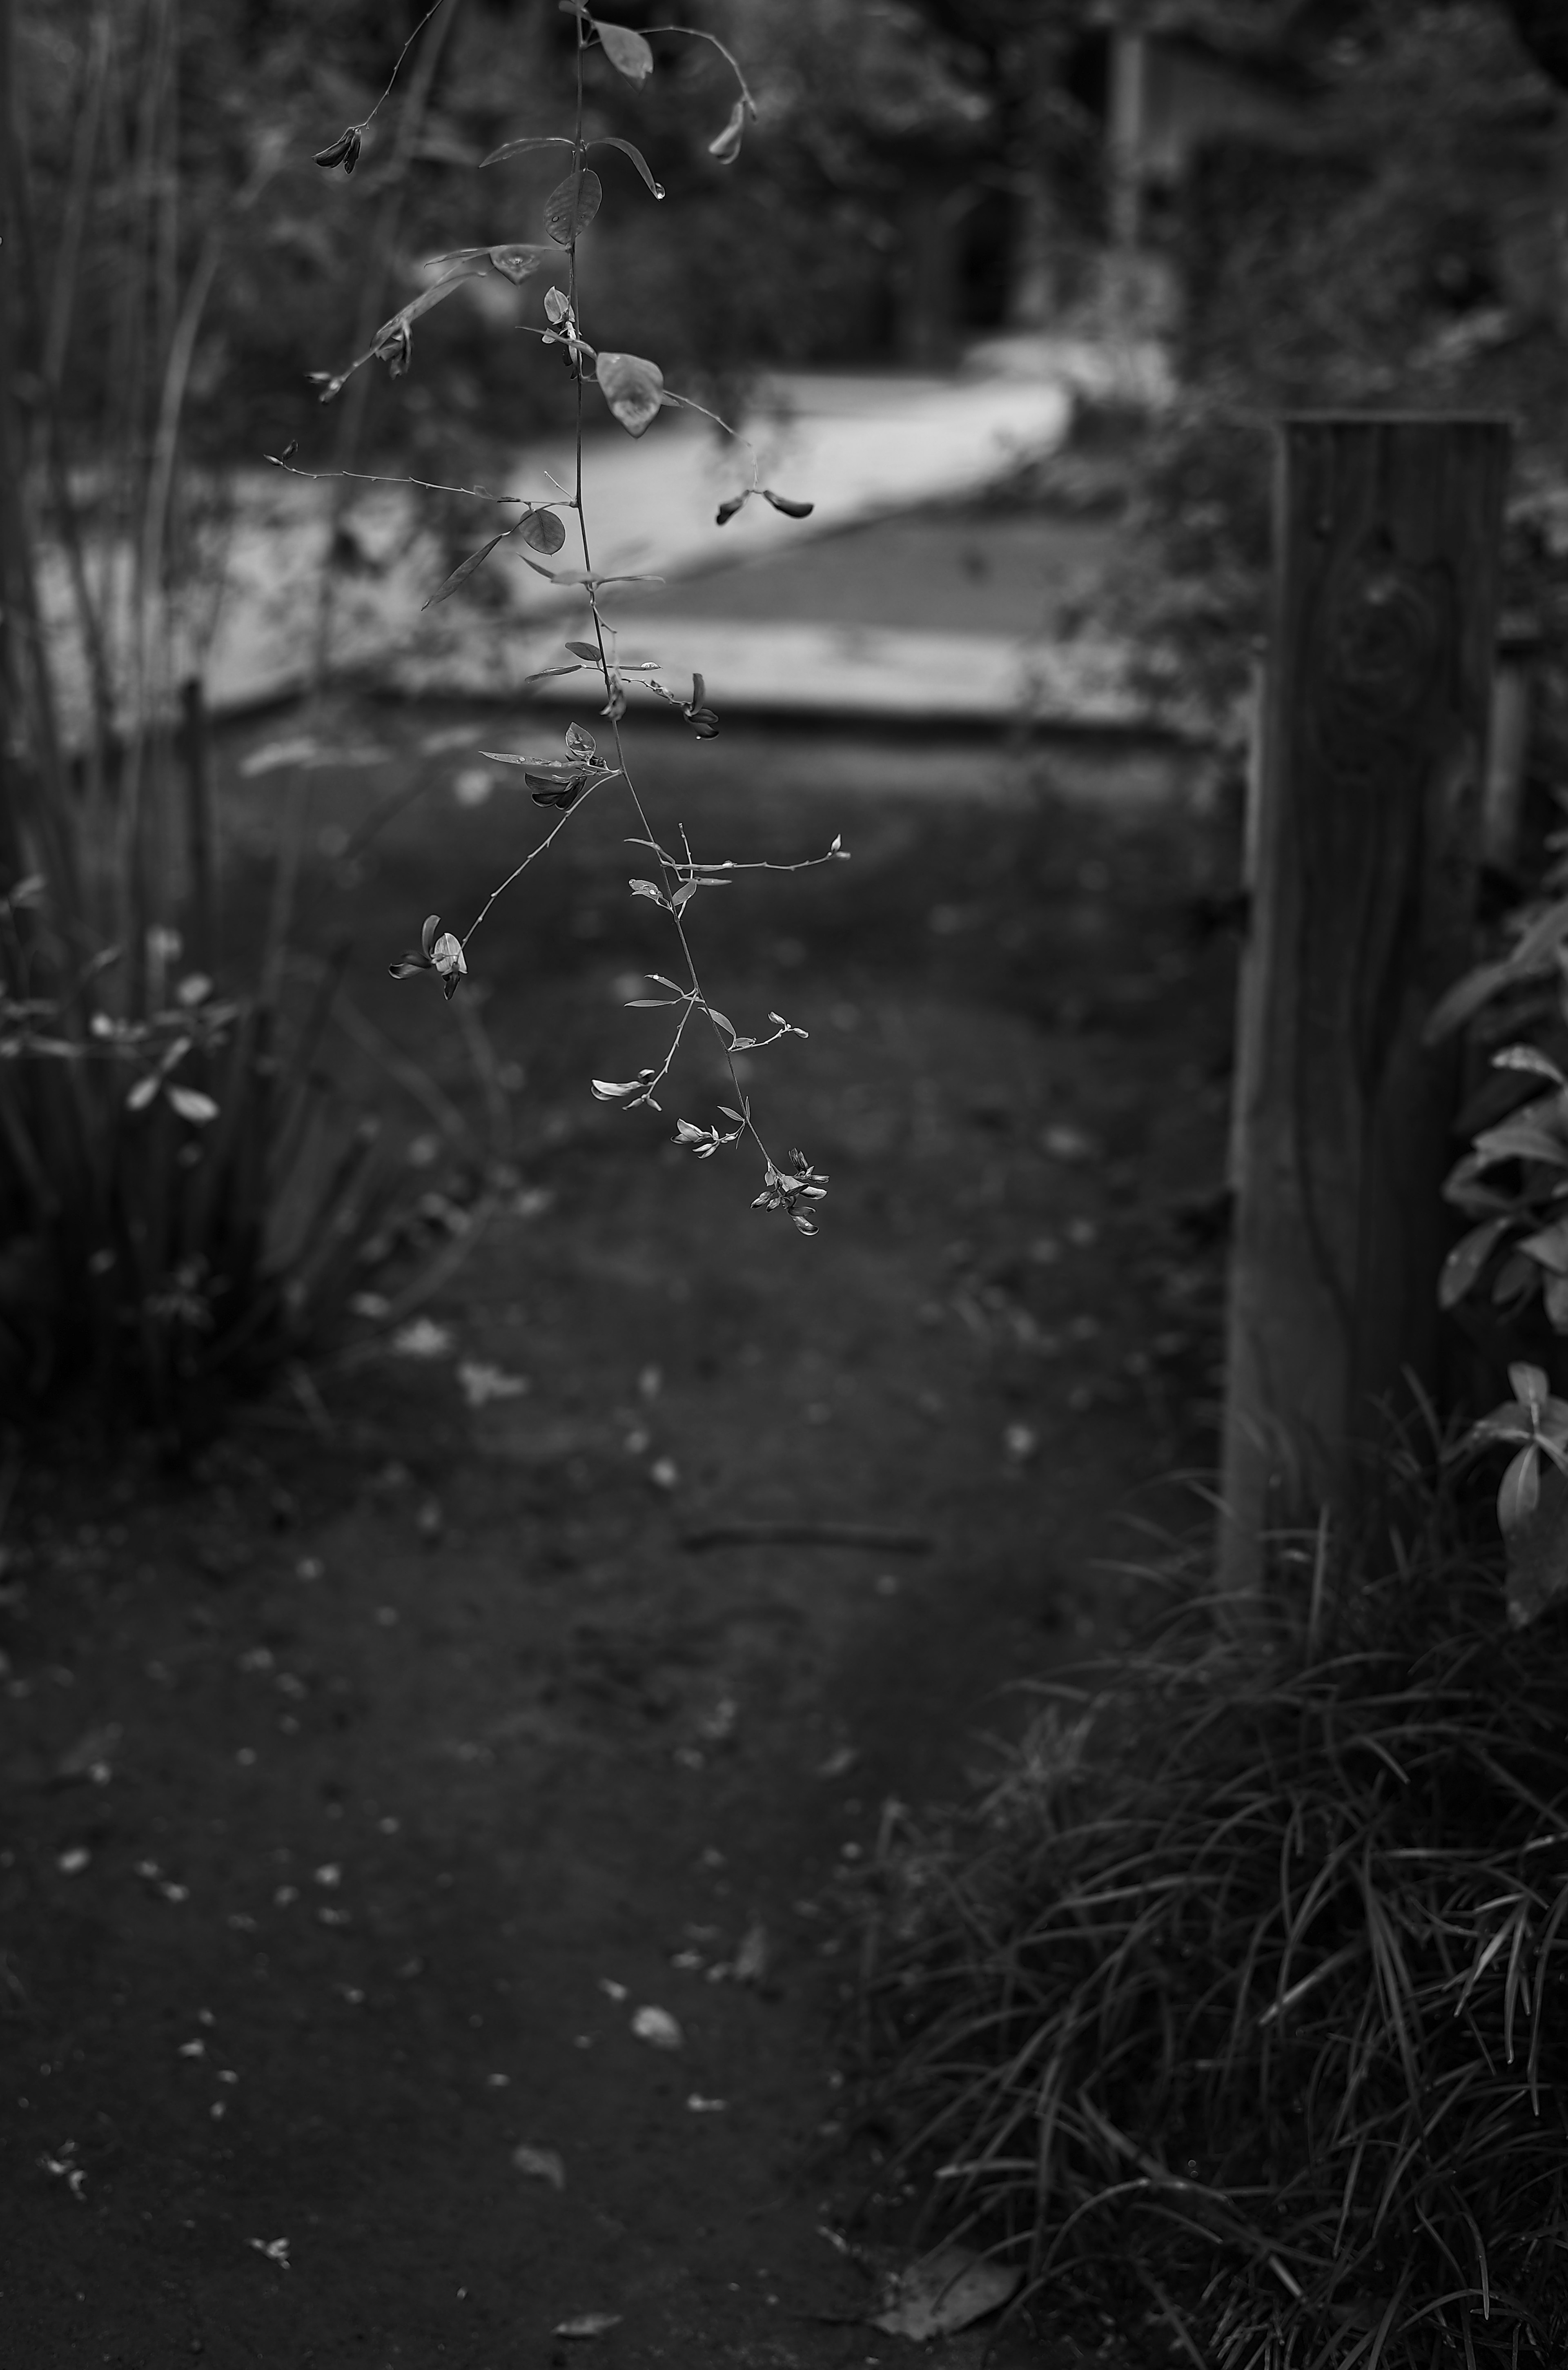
[862,1456,1568,2368]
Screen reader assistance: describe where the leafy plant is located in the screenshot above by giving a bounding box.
[0,0,457,1443]
[1419,811,1568,1607]
[292,0,844,1233]
[859,1451,1568,2367]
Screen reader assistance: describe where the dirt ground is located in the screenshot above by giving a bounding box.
[0,699,1240,2368]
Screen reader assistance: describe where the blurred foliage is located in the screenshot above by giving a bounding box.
[1095,0,1568,740]
[11,0,1038,481]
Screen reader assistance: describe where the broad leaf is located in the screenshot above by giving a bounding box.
[1426,894,1568,1045]
[595,351,664,437]
[593,134,664,198]
[565,639,601,662]
[1472,1112,1568,1169]
[1493,1044,1568,1087]
[1505,1452,1568,1626]
[545,167,603,245]
[423,530,511,610]
[1521,1215,1568,1276]
[1438,1215,1510,1309]
[593,20,654,84]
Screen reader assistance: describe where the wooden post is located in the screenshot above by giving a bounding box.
[1108,27,1148,254]
[1219,416,1511,1597]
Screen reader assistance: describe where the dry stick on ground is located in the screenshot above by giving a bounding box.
[681,1522,933,1554]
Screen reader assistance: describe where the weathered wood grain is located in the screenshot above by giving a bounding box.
[1220,416,1511,1594]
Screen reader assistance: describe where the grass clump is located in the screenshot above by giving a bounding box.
[862,1455,1568,2366]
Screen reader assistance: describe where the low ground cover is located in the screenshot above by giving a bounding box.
[864,1446,1568,2368]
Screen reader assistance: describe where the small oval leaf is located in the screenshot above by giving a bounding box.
[762,488,814,518]
[520,507,567,554]
[594,20,654,84]
[595,351,665,437]
[167,1085,220,1126]
[545,167,603,246]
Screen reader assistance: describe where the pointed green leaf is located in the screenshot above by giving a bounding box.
[1439,1216,1510,1308]
[1501,1442,1541,1535]
[592,134,664,198]
[1492,1045,1568,1087]
[482,134,577,169]
[423,530,512,610]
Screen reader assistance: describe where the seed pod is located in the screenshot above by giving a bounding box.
[314,127,363,175]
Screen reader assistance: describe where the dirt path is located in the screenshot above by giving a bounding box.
[1,711,1237,2366]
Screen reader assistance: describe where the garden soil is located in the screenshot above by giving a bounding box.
[0,703,1239,2368]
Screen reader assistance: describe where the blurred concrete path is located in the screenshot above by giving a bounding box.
[43,343,1179,734]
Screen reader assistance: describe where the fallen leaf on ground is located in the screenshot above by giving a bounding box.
[630,2004,683,2049]
[554,2312,621,2339]
[458,1358,530,1408]
[732,1919,769,1985]
[512,2143,565,2190]
[391,1317,454,1359]
[871,2247,1021,2341]
[1040,1123,1097,1163]
[55,1723,121,1783]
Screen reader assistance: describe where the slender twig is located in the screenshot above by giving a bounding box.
[646,24,758,114]
[355,0,451,139]
[266,456,573,510]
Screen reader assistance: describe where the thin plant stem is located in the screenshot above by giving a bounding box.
[553,7,781,1176]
